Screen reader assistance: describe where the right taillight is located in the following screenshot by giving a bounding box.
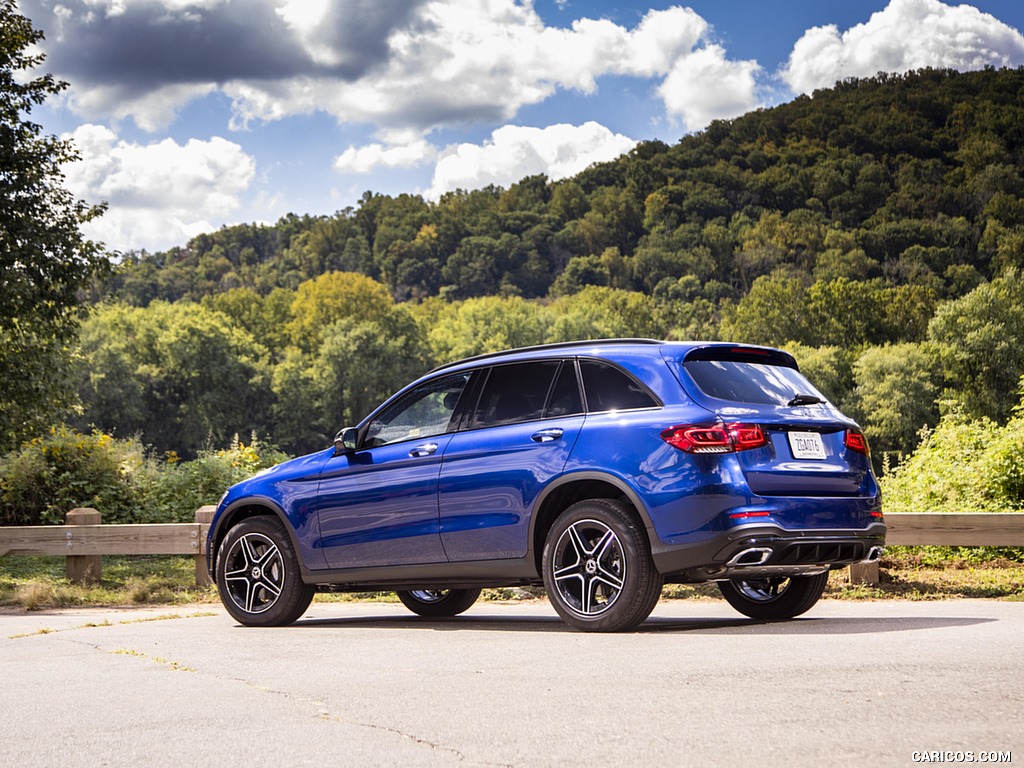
[661,423,768,454]
[844,429,870,456]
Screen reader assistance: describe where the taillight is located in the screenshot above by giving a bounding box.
[844,429,870,456]
[661,423,768,454]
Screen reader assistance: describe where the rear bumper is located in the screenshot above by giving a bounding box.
[652,521,887,582]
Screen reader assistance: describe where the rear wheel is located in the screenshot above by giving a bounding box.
[718,572,829,620]
[396,588,481,617]
[542,499,662,632]
[216,516,315,627]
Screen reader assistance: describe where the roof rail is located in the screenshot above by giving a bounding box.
[429,338,664,373]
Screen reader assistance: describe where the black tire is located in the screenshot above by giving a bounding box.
[395,588,482,617]
[216,516,315,627]
[542,498,662,632]
[717,572,829,620]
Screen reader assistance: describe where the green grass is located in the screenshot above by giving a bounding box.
[1,548,1022,610]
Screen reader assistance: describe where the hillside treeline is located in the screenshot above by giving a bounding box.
[79,68,1024,462]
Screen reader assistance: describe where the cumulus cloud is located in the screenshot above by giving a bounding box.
[783,0,1024,94]
[62,124,256,251]
[26,0,753,133]
[424,122,637,200]
[334,138,438,173]
[659,45,761,132]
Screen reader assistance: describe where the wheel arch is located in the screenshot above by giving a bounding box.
[529,472,656,574]
[208,497,304,582]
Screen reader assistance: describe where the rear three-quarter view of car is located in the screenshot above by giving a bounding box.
[207,339,885,632]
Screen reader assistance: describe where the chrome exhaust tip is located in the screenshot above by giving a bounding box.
[863,546,884,563]
[726,547,773,567]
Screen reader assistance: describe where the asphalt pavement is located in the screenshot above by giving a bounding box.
[1,598,1021,767]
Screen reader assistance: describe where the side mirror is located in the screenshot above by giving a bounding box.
[333,427,359,455]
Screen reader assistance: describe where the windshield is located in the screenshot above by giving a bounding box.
[682,360,826,406]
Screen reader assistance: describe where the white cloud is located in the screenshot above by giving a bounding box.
[659,45,761,132]
[31,0,753,134]
[62,124,256,251]
[334,139,438,173]
[784,0,1024,94]
[425,122,637,199]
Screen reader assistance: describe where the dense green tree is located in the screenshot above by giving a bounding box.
[428,296,552,362]
[547,286,665,342]
[0,2,108,450]
[287,272,393,353]
[75,303,273,457]
[927,270,1024,422]
[847,343,943,460]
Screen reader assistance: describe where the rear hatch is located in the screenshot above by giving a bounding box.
[669,345,873,497]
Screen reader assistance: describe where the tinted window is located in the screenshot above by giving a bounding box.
[683,360,825,405]
[364,373,470,447]
[472,362,559,427]
[544,361,584,418]
[580,360,658,412]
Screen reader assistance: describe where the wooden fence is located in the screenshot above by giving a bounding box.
[1,510,1022,587]
[0,506,216,587]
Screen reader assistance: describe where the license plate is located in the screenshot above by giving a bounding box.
[788,431,826,460]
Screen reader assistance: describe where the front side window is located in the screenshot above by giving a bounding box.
[364,373,471,447]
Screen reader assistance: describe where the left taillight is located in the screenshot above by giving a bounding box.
[844,429,870,456]
[661,423,768,454]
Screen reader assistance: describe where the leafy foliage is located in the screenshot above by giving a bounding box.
[880,386,1024,513]
[0,427,286,526]
[0,2,109,450]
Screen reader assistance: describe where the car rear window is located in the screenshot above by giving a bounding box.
[682,360,825,406]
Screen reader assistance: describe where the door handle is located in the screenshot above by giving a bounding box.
[531,428,564,443]
[408,443,439,457]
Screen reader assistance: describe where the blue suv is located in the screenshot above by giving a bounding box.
[207,340,885,631]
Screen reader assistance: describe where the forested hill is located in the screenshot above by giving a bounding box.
[75,67,1024,462]
[107,67,1024,306]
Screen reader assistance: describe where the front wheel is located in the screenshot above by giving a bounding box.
[395,588,481,617]
[717,572,829,620]
[542,499,662,632]
[216,516,315,627]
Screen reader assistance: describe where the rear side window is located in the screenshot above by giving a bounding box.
[580,360,658,412]
[683,360,825,406]
[472,361,560,427]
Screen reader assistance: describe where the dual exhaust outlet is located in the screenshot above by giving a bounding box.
[726,544,884,568]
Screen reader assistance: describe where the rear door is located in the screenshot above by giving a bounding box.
[438,360,584,562]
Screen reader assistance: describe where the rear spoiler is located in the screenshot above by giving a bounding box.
[682,345,799,369]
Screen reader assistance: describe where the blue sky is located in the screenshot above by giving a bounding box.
[18,0,1024,252]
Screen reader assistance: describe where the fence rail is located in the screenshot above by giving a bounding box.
[1,510,1022,588]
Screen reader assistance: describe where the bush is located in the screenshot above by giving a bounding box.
[0,427,288,526]
[0,426,151,526]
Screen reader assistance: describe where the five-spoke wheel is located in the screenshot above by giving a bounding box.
[542,499,662,632]
[718,572,829,620]
[216,516,314,626]
[396,588,481,617]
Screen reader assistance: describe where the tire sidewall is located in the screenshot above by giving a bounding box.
[216,516,314,627]
[542,499,661,632]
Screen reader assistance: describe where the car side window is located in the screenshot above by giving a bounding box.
[580,360,658,412]
[544,360,584,418]
[363,373,471,447]
[471,361,560,428]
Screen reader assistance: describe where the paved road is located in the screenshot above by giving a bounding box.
[1,598,1021,767]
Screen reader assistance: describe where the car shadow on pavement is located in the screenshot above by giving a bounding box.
[287,612,997,635]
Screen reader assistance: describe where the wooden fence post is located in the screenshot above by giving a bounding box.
[848,561,880,585]
[66,508,102,585]
[194,506,216,587]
